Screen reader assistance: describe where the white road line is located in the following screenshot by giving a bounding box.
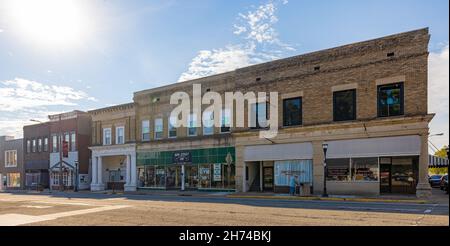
[0,205,130,226]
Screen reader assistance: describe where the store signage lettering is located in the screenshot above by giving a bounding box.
[173,152,192,164]
[213,163,221,181]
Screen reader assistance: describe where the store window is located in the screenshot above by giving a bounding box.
[283,97,302,126]
[187,113,197,136]
[5,150,17,167]
[326,158,351,181]
[44,137,48,152]
[37,138,42,152]
[198,163,235,189]
[70,132,76,151]
[142,120,150,141]
[333,89,356,121]
[168,116,177,138]
[220,109,231,133]
[274,160,312,186]
[154,118,163,139]
[351,157,378,181]
[103,128,112,145]
[6,173,20,187]
[202,111,214,135]
[116,126,125,144]
[378,82,404,117]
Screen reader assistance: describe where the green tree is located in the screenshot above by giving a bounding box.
[435,145,449,158]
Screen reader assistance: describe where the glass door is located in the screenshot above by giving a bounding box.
[263,167,274,191]
[185,165,198,189]
[380,164,391,193]
[166,166,182,189]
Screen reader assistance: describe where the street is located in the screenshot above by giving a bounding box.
[0,191,448,226]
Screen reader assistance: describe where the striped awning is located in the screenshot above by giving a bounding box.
[429,155,449,168]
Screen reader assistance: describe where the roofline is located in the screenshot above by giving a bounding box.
[88,102,135,114]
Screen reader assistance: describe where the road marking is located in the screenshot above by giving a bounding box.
[0,205,130,226]
[424,209,432,213]
[337,206,421,213]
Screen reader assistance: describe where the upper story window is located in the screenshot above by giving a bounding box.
[333,89,356,122]
[283,97,302,127]
[52,135,58,152]
[221,108,231,133]
[154,118,163,139]
[5,150,17,167]
[202,111,214,136]
[378,82,404,117]
[142,120,150,141]
[168,116,177,138]
[64,133,70,151]
[187,113,197,136]
[116,126,125,144]
[70,132,76,151]
[103,128,112,145]
[32,139,36,153]
[26,140,31,153]
[37,138,42,152]
[44,137,48,152]
[250,102,268,129]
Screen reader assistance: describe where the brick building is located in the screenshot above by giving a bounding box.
[90,28,433,197]
[0,136,24,190]
[23,122,51,189]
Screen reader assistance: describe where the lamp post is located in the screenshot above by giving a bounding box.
[74,161,79,192]
[322,143,328,197]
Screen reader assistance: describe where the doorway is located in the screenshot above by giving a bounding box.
[263,167,274,191]
[380,164,391,193]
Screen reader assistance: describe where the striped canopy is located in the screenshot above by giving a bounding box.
[429,155,449,168]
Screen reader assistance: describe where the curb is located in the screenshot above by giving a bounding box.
[225,195,428,204]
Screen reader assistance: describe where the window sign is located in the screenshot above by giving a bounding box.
[213,163,222,181]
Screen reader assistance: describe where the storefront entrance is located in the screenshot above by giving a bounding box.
[263,167,274,191]
[379,156,418,194]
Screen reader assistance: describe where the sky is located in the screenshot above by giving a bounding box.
[0,0,448,152]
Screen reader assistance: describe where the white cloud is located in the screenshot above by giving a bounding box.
[428,45,449,151]
[0,78,97,138]
[178,0,295,82]
[0,77,97,111]
[0,29,4,33]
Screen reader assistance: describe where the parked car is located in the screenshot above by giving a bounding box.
[439,175,448,193]
[429,174,443,187]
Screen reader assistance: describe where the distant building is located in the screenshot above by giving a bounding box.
[0,136,24,190]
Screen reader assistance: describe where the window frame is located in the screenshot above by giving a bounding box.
[250,102,269,129]
[154,118,163,140]
[115,126,125,145]
[202,111,214,136]
[26,140,31,153]
[377,82,404,118]
[52,135,58,153]
[168,116,177,138]
[283,97,302,127]
[187,113,197,137]
[43,137,49,152]
[333,89,357,122]
[5,150,18,167]
[141,120,150,141]
[103,128,112,146]
[220,108,231,133]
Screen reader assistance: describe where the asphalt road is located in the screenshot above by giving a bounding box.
[0,192,448,226]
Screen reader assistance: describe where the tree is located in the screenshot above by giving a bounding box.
[435,145,449,158]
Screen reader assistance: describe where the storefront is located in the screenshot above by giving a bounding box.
[137,147,236,191]
[243,143,313,193]
[324,135,421,195]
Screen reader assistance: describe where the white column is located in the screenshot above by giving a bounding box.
[92,157,98,185]
[97,156,103,185]
[125,153,137,192]
[125,154,131,186]
[416,133,432,198]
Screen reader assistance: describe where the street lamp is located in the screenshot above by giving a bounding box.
[429,133,444,137]
[322,143,328,197]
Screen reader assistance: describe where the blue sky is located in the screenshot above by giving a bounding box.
[0,0,448,150]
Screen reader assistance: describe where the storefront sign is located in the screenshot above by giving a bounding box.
[213,163,221,181]
[173,152,192,164]
[199,167,210,180]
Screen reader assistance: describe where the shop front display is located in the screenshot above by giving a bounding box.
[137,147,236,191]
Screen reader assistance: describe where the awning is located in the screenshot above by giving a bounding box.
[244,142,313,161]
[325,135,421,158]
[429,155,449,168]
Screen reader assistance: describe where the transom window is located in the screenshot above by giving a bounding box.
[378,82,404,117]
[283,97,302,126]
[333,89,356,122]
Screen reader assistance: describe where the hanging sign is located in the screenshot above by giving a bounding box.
[213,163,221,181]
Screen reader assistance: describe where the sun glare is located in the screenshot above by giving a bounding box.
[8,0,88,46]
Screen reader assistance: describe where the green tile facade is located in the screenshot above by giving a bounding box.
[137,147,235,166]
